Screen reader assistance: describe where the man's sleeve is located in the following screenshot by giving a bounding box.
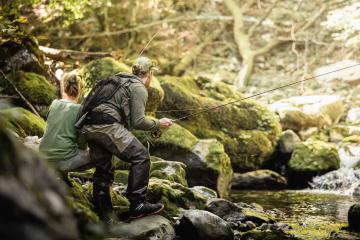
[130,85,160,131]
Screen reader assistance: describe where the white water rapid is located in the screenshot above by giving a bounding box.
[309,141,360,195]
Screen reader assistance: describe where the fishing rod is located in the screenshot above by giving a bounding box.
[151,63,360,138]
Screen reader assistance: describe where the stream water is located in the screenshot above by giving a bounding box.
[229,143,360,239]
[231,190,360,239]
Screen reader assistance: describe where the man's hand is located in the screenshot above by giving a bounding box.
[159,118,173,129]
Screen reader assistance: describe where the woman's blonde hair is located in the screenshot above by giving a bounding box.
[61,71,84,100]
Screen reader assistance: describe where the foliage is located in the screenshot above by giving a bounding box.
[324,2,360,49]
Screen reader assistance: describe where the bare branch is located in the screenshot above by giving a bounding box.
[0,70,41,117]
[249,0,280,37]
[57,15,233,40]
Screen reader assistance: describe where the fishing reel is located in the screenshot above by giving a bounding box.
[150,128,163,139]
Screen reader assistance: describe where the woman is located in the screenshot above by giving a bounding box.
[39,71,91,174]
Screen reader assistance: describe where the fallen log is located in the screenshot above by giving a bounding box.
[39,46,121,62]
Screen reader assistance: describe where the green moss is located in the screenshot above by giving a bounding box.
[147,177,207,218]
[288,139,340,180]
[240,230,301,240]
[289,140,340,172]
[135,122,198,152]
[287,220,345,240]
[205,140,233,197]
[1,71,57,107]
[157,75,281,171]
[0,107,45,137]
[67,180,100,224]
[77,57,164,113]
[150,157,188,186]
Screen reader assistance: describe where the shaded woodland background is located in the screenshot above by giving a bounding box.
[2,0,359,90]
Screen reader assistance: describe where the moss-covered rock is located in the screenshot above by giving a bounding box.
[147,177,210,218]
[288,139,340,186]
[206,198,274,226]
[109,215,175,239]
[270,95,344,133]
[231,169,287,190]
[67,180,100,226]
[157,75,281,172]
[77,57,164,113]
[0,107,45,137]
[136,123,233,198]
[150,156,188,186]
[1,71,57,105]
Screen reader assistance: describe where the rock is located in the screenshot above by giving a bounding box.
[136,123,233,198]
[338,136,360,168]
[23,135,40,151]
[175,209,234,240]
[147,178,210,217]
[157,76,281,172]
[352,183,360,197]
[330,230,360,240]
[77,57,164,113]
[347,108,360,124]
[0,71,58,116]
[231,170,287,190]
[0,36,46,75]
[150,156,188,186]
[240,230,300,240]
[288,139,340,186]
[0,125,79,239]
[348,204,360,232]
[109,215,175,240]
[0,107,45,137]
[189,186,217,199]
[206,198,274,226]
[67,180,100,230]
[278,130,301,154]
[270,95,344,133]
[314,60,360,85]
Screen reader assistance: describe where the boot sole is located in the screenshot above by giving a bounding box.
[129,204,165,220]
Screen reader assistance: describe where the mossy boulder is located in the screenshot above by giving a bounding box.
[136,123,233,198]
[231,169,287,190]
[157,76,281,172]
[109,215,175,239]
[0,36,46,75]
[288,139,340,186]
[150,156,188,186]
[0,126,79,239]
[175,210,234,240]
[77,57,164,113]
[67,180,100,227]
[147,177,212,218]
[206,198,274,226]
[0,71,58,116]
[270,95,344,133]
[0,107,45,137]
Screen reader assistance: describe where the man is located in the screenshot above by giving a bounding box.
[80,57,173,222]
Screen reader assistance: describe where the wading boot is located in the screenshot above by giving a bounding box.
[129,201,164,219]
[93,182,115,224]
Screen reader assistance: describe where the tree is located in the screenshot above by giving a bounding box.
[224,0,328,87]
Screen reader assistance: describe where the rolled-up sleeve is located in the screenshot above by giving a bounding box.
[130,85,159,131]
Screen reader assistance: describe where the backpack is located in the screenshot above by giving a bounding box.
[75,72,139,129]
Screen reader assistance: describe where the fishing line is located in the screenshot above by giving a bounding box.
[163,63,360,122]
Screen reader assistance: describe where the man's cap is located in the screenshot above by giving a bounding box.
[132,56,158,76]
